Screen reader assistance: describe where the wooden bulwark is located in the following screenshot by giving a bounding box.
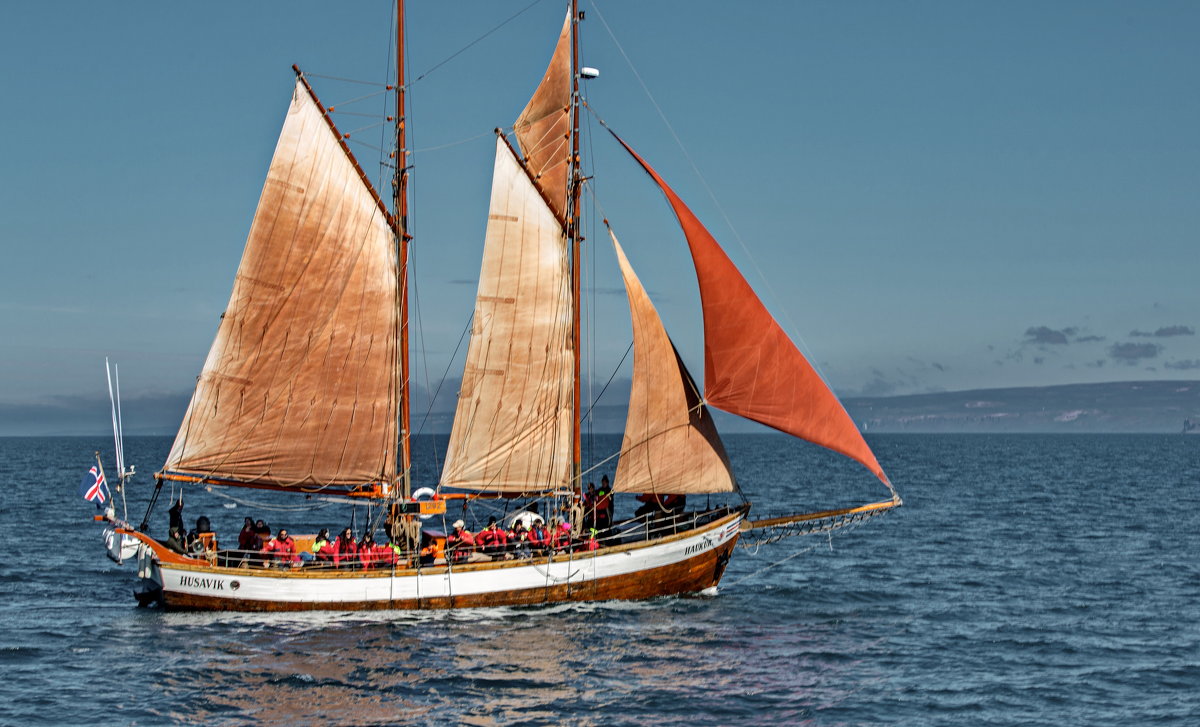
[130,509,746,612]
[162,538,737,612]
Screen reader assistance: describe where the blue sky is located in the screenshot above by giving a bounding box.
[1,0,1197,434]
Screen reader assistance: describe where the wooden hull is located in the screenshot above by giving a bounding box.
[133,510,744,612]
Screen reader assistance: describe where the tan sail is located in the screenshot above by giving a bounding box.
[163,80,400,489]
[611,233,735,494]
[440,138,574,493]
[513,11,571,222]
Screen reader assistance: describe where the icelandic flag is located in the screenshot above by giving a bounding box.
[80,465,109,508]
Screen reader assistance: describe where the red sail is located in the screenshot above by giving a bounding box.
[611,132,889,486]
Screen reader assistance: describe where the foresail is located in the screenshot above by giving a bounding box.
[440,138,574,494]
[611,233,735,494]
[513,10,571,222]
[610,131,890,487]
[163,80,400,489]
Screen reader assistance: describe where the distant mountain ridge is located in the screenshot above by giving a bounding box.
[4,380,1198,436]
[844,380,1200,433]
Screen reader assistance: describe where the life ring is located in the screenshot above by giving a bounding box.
[411,487,437,520]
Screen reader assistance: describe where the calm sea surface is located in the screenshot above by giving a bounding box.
[1,434,1197,726]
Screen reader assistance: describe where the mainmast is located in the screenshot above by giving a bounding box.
[394,0,412,499]
[569,0,583,488]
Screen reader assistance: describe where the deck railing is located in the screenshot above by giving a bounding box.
[163,506,741,572]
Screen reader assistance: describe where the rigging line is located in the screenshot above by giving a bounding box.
[345,120,388,136]
[723,541,825,587]
[586,2,836,391]
[304,71,389,87]
[411,311,473,444]
[346,137,387,155]
[580,340,632,422]
[409,0,549,87]
[329,109,390,119]
[411,129,495,154]
[204,486,337,513]
[324,87,389,109]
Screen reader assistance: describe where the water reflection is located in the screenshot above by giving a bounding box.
[141,597,896,726]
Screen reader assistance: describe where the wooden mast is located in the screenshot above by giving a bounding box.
[394,0,412,499]
[569,0,582,489]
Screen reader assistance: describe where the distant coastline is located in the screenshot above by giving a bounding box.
[3,380,1197,436]
[846,380,1200,434]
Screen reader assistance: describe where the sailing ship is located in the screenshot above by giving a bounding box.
[111,1,901,611]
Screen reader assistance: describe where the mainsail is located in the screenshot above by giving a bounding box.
[162,80,401,489]
[611,233,734,494]
[439,139,575,493]
[610,132,890,486]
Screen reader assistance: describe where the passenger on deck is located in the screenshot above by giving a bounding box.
[165,525,188,555]
[597,476,614,529]
[476,517,507,558]
[528,520,550,554]
[167,496,184,536]
[261,528,299,567]
[358,532,378,569]
[238,517,258,552]
[334,528,357,568]
[302,528,330,564]
[384,534,404,567]
[446,520,475,564]
[187,516,215,555]
[583,482,599,530]
[508,521,531,559]
[551,519,572,552]
[313,529,337,565]
[253,519,271,544]
[634,492,664,518]
[418,534,441,566]
[585,527,600,551]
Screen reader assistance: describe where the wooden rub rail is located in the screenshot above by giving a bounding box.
[737,498,901,548]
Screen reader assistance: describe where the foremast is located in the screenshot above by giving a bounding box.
[393,0,412,500]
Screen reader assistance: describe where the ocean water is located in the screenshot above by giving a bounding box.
[1,433,1197,726]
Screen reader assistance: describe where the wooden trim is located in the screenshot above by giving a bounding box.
[117,529,210,567]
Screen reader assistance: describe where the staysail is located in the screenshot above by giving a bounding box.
[162,80,400,489]
[513,11,572,223]
[439,138,575,493]
[611,232,735,494]
[610,132,890,486]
